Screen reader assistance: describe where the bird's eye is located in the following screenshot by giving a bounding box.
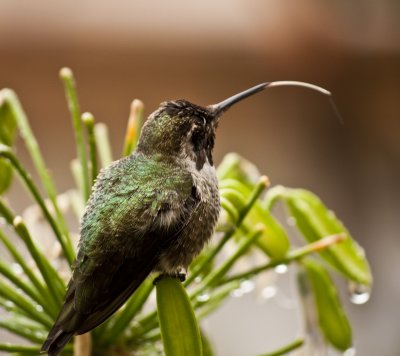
[193,117,206,129]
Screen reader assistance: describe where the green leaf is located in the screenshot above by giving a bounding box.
[0,92,17,193]
[303,259,352,351]
[249,205,289,259]
[220,179,289,259]
[217,152,261,188]
[200,329,215,356]
[0,160,13,194]
[156,277,202,356]
[0,94,17,146]
[285,188,372,285]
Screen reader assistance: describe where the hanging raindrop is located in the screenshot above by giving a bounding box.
[348,282,371,305]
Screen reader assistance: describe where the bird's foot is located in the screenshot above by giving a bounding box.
[176,271,186,282]
[153,269,187,285]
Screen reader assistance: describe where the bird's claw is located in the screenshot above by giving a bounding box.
[153,271,187,285]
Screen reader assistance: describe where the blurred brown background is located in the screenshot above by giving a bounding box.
[1,1,399,355]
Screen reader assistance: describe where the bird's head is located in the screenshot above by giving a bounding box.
[136,83,267,170]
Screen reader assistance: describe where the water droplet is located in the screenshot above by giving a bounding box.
[348,283,371,305]
[11,263,23,275]
[230,288,244,298]
[35,304,44,312]
[35,331,45,338]
[5,301,15,308]
[261,286,277,299]
[275,264,288,274]
[287,216,296,226]
[196,293,210,302]
[194,276,202,284]
[239,280,255,294]
[344,347,356,356]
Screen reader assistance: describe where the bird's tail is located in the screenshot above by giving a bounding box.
[41,296,85,356]
[41,329,74,356]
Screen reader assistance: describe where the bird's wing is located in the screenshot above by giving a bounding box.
[42,155,198,354]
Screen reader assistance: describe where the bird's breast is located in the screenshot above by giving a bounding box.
[157,161,220,273]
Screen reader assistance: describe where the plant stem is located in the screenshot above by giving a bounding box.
[74,333,92,356]
[0,344,44,353]
[263,185,286,211]
[0,199,65,314]
[82,112,98,186]
[0,279,53,328]
[123,99,144,156]
[94,123,113,167]
[222,234,347,285]
[258,338,304,356]
[0,319,47,344]
[0,227,50,312]
[190,227,264,299]
[13,216,65,306]
[60,68,90,201]
[185,176,269,286]
[71,158,85,199]
[195,281,240,320]
[0,145,74,265]
[0,89,73,254]
[0,260,52,317]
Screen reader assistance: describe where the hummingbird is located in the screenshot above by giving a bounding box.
[42,81,331,355]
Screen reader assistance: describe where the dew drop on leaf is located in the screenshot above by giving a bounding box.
[344,346,356,356]
[239,280,255,294]
[275,264,288,274]
[196,293,210,302]
[35,331,45,338]
[5,301,14,308]
[11,263,23,275]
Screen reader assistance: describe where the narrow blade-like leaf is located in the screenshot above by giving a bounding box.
[156,277,202,356]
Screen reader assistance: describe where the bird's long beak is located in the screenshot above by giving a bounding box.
[208,83,267,118]
[208,81,332,120]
